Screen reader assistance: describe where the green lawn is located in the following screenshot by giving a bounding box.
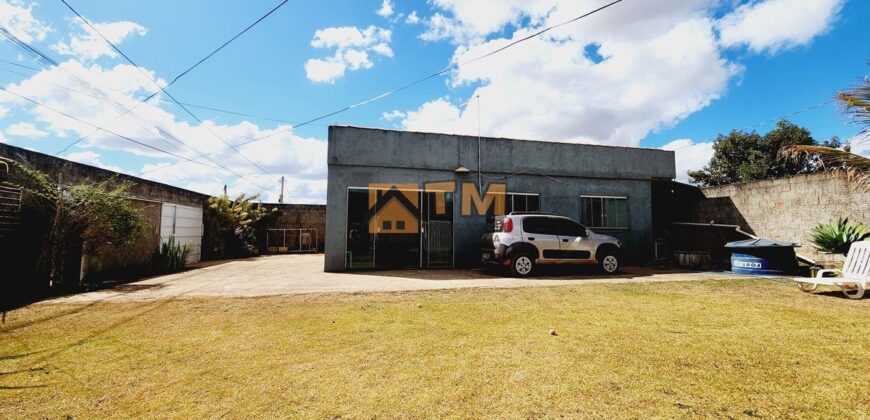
[1,279,868,418]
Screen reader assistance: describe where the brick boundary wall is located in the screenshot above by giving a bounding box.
[684,173,869,265]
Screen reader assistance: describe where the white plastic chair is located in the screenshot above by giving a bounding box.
[794,241,870,299]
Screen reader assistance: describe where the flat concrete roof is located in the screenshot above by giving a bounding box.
[328,125,676,181]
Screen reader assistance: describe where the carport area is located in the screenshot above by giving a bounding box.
[49,254,747,303]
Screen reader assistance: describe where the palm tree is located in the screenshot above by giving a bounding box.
[780,145,869,190]
[837,73,870,130]
[780,66,870,191]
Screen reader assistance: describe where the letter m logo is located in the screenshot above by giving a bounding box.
[461,183,506,216]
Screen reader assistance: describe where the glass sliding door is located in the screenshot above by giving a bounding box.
[372,188,422,269]
[346,188,375,269]
[346,186,454,270]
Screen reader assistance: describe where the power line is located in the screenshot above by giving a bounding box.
[0,58,40,71]
[0,86,217,169]
[0,30,272,189]
[0,65,213,156]
[164,0,290,86]
[668,99,838,152]
[58,0,280,177]
[0,86,273,191]
[167,0,628,160]
[0,28,190,155]
[2,57,323,126]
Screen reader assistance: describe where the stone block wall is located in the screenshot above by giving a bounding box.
[260,204,326,252]
[683,173,869,264]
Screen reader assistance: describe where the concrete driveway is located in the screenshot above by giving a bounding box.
[49,254,747,303]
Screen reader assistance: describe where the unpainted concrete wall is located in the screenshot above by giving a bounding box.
[0,143,208,207]
[325,126,676,271]
[681,173,870,265]
[0,143,208,283]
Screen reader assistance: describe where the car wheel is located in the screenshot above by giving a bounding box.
[598,250,619,274]
[509,252,535,277]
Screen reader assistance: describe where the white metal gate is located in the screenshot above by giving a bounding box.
[267,228,318,253]
[160,203,203,263]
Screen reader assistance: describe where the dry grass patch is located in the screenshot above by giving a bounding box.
[1,278,868,418]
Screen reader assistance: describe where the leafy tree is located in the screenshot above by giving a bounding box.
[821,135,850,151]
[688,120,817,186]
[1,157,148,288]
[204,193,275,258]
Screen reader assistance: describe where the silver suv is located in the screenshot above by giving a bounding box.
[481,212,623,276]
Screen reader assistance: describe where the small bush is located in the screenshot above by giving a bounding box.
[153,236,189,274]
[809,218,869,255]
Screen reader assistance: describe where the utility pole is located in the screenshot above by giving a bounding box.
[477,94,482,190]
[279,176,285,204]
[223,185,227,196]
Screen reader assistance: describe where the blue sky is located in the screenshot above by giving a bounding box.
[0,0,867,202]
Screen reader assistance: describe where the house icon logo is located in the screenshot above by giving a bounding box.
[366,184,419,234]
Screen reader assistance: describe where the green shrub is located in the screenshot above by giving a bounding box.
[153,236,189,274]
[204,193,275,259]
[809,218,869,255]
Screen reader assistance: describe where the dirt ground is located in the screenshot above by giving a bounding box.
[47,254,753,303]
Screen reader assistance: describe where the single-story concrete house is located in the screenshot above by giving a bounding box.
[324,126,676,271]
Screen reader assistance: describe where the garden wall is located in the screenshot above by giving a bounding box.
[681,173,870,265]
[259,204,326,252]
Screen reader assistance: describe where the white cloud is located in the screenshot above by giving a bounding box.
[305,25,393,83]
[401,97,469,135]
[0,105,9,119]
[343,49,373,70]
[661,139,714,183]
[0,0,52,43]
[717,0,844,53]
[0,61,329,203]
[381,109,406,121]
[65,150,123,172]
[404,3,742,146]
[310,25,391,50]
[401,0,841,150]
[304,57,348,84]
[6,121,49,138]
[51,20,148,61]
[406,11,420,25]
[376,0,394,18]
[419,13,481,45]
[847,132,870,158]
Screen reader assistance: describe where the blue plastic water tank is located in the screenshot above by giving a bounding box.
[725,239,800,275]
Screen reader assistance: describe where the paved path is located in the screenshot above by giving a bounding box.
[48,254,748,303]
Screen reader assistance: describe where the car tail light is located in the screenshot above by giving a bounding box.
[503,217,513,233]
